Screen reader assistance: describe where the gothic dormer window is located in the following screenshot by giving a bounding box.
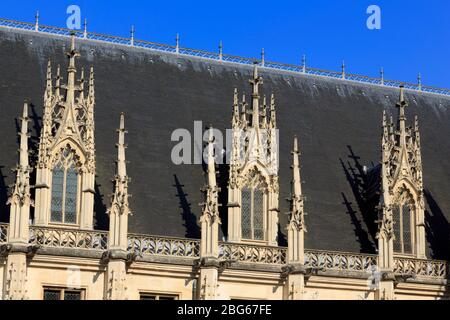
[378,86,426,264]
[227,65,279,246]
[34,36,96,229]
[50,146,80,225]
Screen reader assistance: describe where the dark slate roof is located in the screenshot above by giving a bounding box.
[1,28,450,258]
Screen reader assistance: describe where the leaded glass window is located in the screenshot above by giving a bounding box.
[43,289,60,300]
[140,293,178,300]
[393,197,414,255]
[242,188,252,239]
[253,189,264,240]
[402,204,412,254]
[64,167,78,224]
[241,177,266,241]
[43,288,84,300]
[50,166,64,222]
[64,290,82,300]
[50,147,80,225]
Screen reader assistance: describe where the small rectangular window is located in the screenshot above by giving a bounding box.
[43,289,61,301]
[140,293,178,300]
[43,288,84,300]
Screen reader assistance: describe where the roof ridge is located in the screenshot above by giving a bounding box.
[0,16,449,98]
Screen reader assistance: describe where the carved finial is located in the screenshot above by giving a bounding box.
[249,64,263,128]
[396,85,408,143]
[6,101,31,240]
[341,60,346,79]
[70,32,76,53]
[83,18,88,38]
[80,67,85,83]
[397,86,407,111]
[206,127,217,189]
[380,67,384,85]
[107,113,131,248]
[302,54,306,73]
[417,73,422,91]
[261,48,265,67]
[289,135,305,233]
[130,25,135,46]
[19,102,30,168]
[35,10,39,31]
[219,41,223,61]
[175,33,180,53]
[65,32,80,105]
[117,113,127,178]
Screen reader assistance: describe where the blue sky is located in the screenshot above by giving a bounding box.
[1,0,449,88]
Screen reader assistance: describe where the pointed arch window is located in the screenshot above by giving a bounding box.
[241,175,266,241]
[50,147,80,224]
[393,192,414,254]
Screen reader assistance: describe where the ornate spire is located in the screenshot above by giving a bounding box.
[115,113,129,195]
[200,127,221,258]
[65,33,80,106]
[289,136,305,232]
[201,128,220,221]
[249,64,262,128]
[106,114,131,259]
[302,54,306,73]
[9,102,31,206]
[286,136,306,275]
[85,66,96,173]
[396,85,408,141]
[7,102,32,245]
[83,18,88,38]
